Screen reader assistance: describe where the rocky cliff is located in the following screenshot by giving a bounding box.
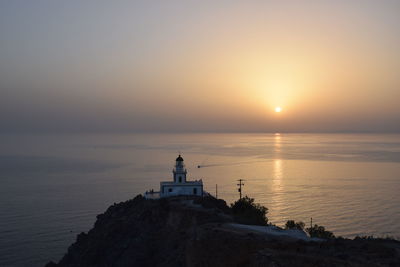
[46,195,400,267]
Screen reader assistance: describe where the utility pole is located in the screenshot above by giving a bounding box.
[215,184,218,199]
[237,179,245,199]
[310,217,313,228]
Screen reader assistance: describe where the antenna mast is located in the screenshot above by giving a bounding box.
[237,179,245,199]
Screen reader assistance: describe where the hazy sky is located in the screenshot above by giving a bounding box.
[1,0,400,133]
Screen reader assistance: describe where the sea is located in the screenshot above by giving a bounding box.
[0,133,400,266]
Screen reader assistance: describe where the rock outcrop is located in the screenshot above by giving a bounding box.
[46,195,400,267]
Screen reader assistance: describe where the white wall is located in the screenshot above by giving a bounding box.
[161,185,202,197]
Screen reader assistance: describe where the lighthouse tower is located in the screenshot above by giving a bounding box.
[159,155,203,197]
[173,155,187,183]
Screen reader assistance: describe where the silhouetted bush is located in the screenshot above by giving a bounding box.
[230,196,268,225]
[285,220,305,230]
[306,224,335,239]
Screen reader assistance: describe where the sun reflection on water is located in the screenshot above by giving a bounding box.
[271,133,285,219]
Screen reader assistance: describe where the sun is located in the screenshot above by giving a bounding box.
[275,106,282,113]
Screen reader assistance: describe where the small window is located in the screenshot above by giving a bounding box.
[193,188,197,195]
[168,188,172,192]
[179,176,182,183]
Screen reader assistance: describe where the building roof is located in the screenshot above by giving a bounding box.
[161,180,203,186]
[176,154,184,162]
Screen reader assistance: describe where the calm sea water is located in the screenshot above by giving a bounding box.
[1,133,400,266]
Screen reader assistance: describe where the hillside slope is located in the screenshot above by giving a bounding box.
[46,195,400,267]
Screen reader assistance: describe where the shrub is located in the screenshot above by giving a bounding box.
[306,224,335,239]
[230,196,268,226]
[285,220,305,230]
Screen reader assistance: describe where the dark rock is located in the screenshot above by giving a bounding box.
[46,195,400,267]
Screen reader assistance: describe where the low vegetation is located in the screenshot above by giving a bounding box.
[230,197,335,240]
[306,224,335,239]
[284,220,305,230]
[230,196,268,226]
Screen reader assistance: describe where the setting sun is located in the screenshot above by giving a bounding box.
[275,107,282,113]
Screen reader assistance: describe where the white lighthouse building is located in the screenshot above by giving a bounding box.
[145,155,203,199]
[160,155,203,197]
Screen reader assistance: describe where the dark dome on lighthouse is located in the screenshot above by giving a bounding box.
[176,155,184,162]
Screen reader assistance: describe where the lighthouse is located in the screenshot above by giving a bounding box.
[159,155,203,197]
[173,155,187,183]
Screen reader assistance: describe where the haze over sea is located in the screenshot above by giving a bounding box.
[1,133,400,266]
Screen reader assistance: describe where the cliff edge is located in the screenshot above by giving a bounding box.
[46,195,400,267]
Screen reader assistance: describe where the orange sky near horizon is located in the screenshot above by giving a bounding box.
[0,1,400,132]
